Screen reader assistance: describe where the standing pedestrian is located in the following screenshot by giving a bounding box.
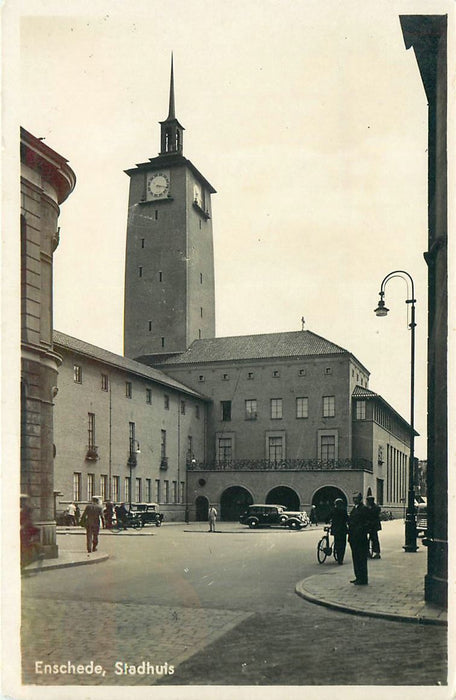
[348,492,370,585]
[366,495,382,559]
[328,498,349,564]
[67,502,76,525]
[104,500,114,529]
[309,505,318,526]
[74,503,81,525]
[208,505,217,532]
[115,502,129,530]
[80,496,104,553]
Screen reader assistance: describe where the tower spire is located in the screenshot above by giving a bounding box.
[167,53,176,120]
[159,53,184,156]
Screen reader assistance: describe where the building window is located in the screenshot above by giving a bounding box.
[155,479,160,503]
[198,375,205,382]
[248,371,254,380]
[135,478,142,502]
[161,430,167,461]
[180,481,185,504]
[200,273,203,284]
[172,480,177,504]
[146,388,152,404]
[126,382,132,399]
[195,404,200,419]
[320,435,336,460]
[161,337,165,348]
[141,238,145,248]
[87,473,95,501]
[129,422,136,455]
[100,475,107,502]
[139,266,143,277]
[245,399,257,420]
[324,367,332,375]
[164,394,169,410]
[73,365,82,383]
[148,320,152,331]
[125,477,131,503]
[181,400,186,415]
[164,480,169,504]
[221,400,231,421]
[112,476,120,503]
[296,397,308,419]
[146,478,152,502]
[270,398,283,419]
[159,271,163,282]
[323,395,335,417]
[272,370,280,378]
[356,401,366,420]
[101,373,109,391]
[268,436,283,462]
[73,472,81,502]
[200,307,203,318]
[155,210,159,221]
[222,373,229,381]
[88,413,96,448]
[198,329,202,339]
[217,437,232,462]
[298,368,306,376]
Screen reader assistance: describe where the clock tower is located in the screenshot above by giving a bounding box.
[123,56,216,361]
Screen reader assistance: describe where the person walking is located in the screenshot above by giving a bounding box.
[328,498,349,564]
[208,505,217,532]
[81,496,104,553]
[115,502,129,530]
[74,503,81,525]
[348,492,370,585]
[104,500,114,529]
[366,495,382,559]
[309,505,318,526]
[67,502,76,526]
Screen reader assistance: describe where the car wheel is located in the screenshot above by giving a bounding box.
[131,520,141,529]
[288,520,300,530]
[248,518,259,528]
[155,518,162,527]
[279,516,288,524]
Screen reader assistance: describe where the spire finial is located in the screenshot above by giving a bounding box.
[168,52,175,120]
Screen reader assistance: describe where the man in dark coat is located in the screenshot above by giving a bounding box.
[348,492,370,585]
[366,495,382,558]
[328,498,349,564]
[81,497,104,553]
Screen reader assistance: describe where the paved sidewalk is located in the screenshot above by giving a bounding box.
[296,520,447,626]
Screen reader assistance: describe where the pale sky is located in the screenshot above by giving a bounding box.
[13,0,453,458]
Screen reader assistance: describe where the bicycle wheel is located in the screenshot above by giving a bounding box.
[317,538,328,563]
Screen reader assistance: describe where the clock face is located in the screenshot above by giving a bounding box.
[147,172,170,199]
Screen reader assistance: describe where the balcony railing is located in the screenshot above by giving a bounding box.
[186,458,373,472]
[85,445,99,461]
[160,457,169,470]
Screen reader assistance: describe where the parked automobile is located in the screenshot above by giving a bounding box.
[282,510,310,529]
[239,504,309,529]
[127,502,164,528]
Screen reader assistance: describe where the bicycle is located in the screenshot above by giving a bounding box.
[316,526,341,564]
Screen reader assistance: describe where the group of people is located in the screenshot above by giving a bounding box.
[327,492,382,586]
[79,499,131,553]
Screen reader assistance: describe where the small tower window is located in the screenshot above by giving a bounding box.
[141,238,145,248]
[148,321,152,331]
[139,267,143,277]
[198,329,202,339]
[155,210,159,220]
[159,271,163,282]
[161,337,165,348]
[200,307,203,318]
[200,273,203,284]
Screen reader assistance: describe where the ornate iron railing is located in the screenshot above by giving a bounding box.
[186,458,373,472]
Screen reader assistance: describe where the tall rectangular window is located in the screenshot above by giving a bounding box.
[221,400,231,421]
[356,401,366,420]
[195,405,200,419]
[100,475,107,502]
[164,480,169,503]
[129,422,136,454]
[146,478,152,502]
[146,388,152,404]
[270,398,283,419]
[87,473,95,500]
[135,478,141,502]
[112,476,120,503]
[101,374,109,391]
[125,477,131,504]
[88,413,95,448]
[155,479,161,502]
[181,400,186,414]
[180,481,185,504]
[161,430,167,460]
[172,480,177,504]
[296,397,308,419]
[217,437,232,462]
[73,472,81,502]
[245,399,257,420]
[268,436,283,462]
[323,395,335,417]
[73,365,82,383]
[164,394,169,410]
[126,381,132,399]
[321,435,336,460]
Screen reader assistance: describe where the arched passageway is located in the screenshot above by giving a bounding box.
[195,495,209,521]
[266,486,300,511]
[312,487,347,523]
[220,486,253,521]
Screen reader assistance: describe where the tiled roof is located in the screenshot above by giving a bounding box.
[156,330,351,365]
[352,386,378,398]
[53,331,207,400]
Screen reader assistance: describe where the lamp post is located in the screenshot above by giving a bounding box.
[374,270,418,553]
[128,440,140,508]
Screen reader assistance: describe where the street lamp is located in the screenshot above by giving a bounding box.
[374,270,418,552]
[128,439,141,508]
[185,457,196,523]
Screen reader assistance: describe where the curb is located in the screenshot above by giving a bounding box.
[22,552,109,575]
[295,579,447,626]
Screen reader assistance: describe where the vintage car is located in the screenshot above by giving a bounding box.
[282,510,310,529]
[126,502,164,527]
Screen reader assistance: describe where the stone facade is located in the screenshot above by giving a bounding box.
[20,128,76,557]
